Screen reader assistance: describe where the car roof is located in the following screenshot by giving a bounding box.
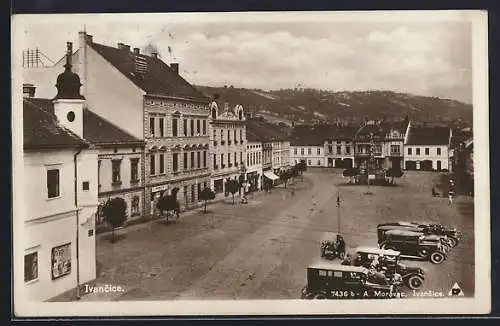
[355,246,401,256]
[385,229,423,236]
[308,261,368,273]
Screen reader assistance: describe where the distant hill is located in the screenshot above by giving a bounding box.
[196,85,473,128]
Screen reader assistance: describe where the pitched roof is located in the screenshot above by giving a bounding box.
[83,109,143,146]
[89,42,208,102]
[406,125,451,146]
[23,98,87,150]
[290,124,357,146]
[246,118,289,142]
[23,97,142,147]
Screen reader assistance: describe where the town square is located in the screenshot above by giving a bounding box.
[13,11,485,313]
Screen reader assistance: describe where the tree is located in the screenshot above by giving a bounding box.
[296,161,307,181]
[102,197,127,243]
[225,179,240,204]
[199,187,216,213]
[156,187,180,219]
[280,170,291,188]
[343,167,359,184]
[386,167,404,185]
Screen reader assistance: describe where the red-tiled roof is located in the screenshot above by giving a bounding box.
[406,125,451,146]
[89,42,208,102]
[23,98,87,150]
[23,97,142,147]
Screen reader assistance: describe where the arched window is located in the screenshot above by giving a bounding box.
[211,108,217,119]
[238,110,243,120]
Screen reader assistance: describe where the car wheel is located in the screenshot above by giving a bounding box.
[448,237,458,248]
[430,251,446,264]
[407,275,424,290]
[313,293,327,299]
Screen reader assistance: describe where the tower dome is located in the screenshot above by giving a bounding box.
[54,42,85,100]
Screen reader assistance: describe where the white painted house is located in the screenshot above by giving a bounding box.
[403,121,452,171]
[20,59,98,301]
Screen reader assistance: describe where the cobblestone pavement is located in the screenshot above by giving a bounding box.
[78,169,474,301]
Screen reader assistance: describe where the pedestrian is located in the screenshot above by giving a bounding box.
[336,234,346,259]
[448,181,455,205]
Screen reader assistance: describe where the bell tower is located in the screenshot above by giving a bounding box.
[53,42,85,138]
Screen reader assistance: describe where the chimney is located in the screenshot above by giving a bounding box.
[23,83,36,98]
[170,63,179,74]
[151,52,158,59]
[133,47,140,55]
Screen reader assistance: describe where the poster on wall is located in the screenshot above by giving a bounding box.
[51,243,71,280]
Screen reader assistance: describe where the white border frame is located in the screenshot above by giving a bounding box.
[12,10,490,316]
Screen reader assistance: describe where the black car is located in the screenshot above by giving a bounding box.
[377,224,452,251]
[301,261,400,299]
[378,229,448,264]
[377,221,461,248]
[353,247,426,290]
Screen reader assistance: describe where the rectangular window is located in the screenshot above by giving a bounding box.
[221,154,224,167]
[220,129,223,141]
[97,160,101,188]
[173,153,179,172]
[317,148,321,155]
[202,120,207,135]
[294,148,297,155]
[416,148,421,155]
[228,153,231,166]
[47,169,60,198]
[149,117,155,136]
[227,130,231,141]
[425,148,430,155]
[191,152,195,168]
[308,148,312,155]
[328,145,333,154]
[345,146,351,154]
[150,154,155,175]
[234,152,237,165]
[301,148,304,155]
[308,159,312,165]
[24,251,38,283]
[197,151,201,168]
[197,119,201,134]
[240,130,243,141]
[317,160,321,166]
[234,130,237,142]
[336,146,341,155]
[159,154,165,174]
[213,154,217,169]
[183,119,188,136]
[159,118,164,137]
[191,184,195,202]
[131,158,139,182]
[172,118,178,137]
[203,151,207,167]
[82,181,89,191]
[408,148,412,155]
[240,152,243,164]
[390,145,400,154]
[437,148,442,156]
[184,152,188,169]
[190,120,194,136]
[112,160,121,184]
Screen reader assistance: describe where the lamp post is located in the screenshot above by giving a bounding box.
[336,191,341,234]
[365,132,374,195]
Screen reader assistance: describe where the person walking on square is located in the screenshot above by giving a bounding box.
[336,234,346,259]
[448,180,455,205]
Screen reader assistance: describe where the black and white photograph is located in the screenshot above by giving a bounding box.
[11,10,490,316]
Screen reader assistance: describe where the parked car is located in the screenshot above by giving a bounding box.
[320,232,344,260]
[378,229,448,264]
[378,221,461,248]
[353,247,426,290]
[377,224,452,250]
[300,261,399,299]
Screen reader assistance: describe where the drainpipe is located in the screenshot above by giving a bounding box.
[74,147,83,300]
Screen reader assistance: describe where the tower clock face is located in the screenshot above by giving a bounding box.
[67,111,75,122]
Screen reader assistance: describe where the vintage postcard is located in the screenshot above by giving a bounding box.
[11,10,490,316]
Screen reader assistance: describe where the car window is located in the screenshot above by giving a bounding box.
[319,270,327,276]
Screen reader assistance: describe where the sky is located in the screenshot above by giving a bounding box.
[16,12,473,103]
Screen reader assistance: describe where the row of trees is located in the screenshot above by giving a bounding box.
[342,166,404,185]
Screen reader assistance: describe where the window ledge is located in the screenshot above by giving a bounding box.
[130,179,140,184]
[112,181,122,186]
[25,278,39,286]
[46,195,61,201]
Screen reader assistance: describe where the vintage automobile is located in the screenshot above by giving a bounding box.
[300,261,399,299]
[377,221,461,248]
[377,224,452,251]
[353,247,426,290]
[378,229,448,264]
[320,232,344,260]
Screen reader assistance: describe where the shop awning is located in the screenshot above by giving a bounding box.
[264,171,280,181]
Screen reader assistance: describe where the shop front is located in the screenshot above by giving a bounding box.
[245,171,261,192]
[150,183,170,216]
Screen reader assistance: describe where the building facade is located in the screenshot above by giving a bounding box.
[24,32,211,216]
[403,122,452,171]
[21,57,98,301]
[272,140,291,174]
[290,145,325,167]
[245,139,263,191]
[208,101,247,195]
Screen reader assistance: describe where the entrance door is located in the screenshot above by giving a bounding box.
[436,160,441,171]
[405,161,416,170]
[328,158,333,167]
[335,158,343,168]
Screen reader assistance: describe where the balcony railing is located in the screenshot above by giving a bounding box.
[213,141,218,146]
